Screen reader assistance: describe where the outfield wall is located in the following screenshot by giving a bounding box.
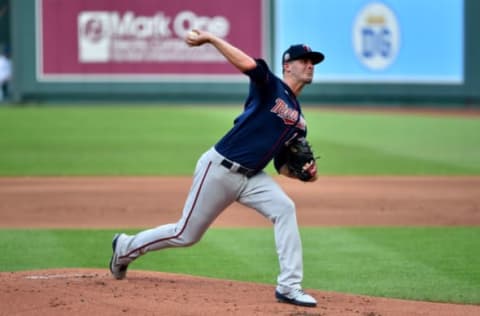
[9,0,480,105]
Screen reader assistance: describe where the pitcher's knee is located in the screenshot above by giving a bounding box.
[272,197,296,220]
[176,232,202,247]
[282,195,296,212]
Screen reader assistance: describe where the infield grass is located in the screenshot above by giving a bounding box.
[0,227,479,304]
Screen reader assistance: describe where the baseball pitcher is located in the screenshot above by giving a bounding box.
[110,29,324,308]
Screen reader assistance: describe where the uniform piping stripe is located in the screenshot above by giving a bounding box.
[120,161,213,259]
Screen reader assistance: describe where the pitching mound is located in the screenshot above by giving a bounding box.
[1,268,478,316]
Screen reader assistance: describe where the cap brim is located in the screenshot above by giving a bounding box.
[288,51,325,65]
[304,52,325,65]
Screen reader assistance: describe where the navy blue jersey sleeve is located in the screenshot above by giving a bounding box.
[243,59,271,84]
[273,145,289,173]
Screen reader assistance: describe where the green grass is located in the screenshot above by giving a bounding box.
[1,105,479,305]
[0,106,231,175]
[0,227,479,304]
[308,110,480,175]
[0,105,479,175]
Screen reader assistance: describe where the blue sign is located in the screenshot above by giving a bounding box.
[274,0,464,84]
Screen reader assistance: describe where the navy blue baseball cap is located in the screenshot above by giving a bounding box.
[282,44,325,65]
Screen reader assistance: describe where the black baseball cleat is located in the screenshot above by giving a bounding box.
[275,289,317,307]
[109,233,129,280]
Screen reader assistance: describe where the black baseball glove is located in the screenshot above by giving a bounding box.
[286,137,318,182]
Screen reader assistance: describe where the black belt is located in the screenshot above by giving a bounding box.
[221,159,256,178]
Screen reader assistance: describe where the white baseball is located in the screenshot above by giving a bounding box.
[188,30,199,40]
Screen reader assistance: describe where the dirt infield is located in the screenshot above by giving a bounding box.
[1,176,480,315]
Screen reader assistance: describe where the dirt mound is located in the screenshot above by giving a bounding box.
[1,269,478,316]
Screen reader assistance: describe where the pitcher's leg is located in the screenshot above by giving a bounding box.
[115,150,243,264]
[238,173,303,291]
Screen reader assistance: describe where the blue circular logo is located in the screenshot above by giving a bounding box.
[353,2,400,71]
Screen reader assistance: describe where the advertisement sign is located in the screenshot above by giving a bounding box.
[36,0,267,82]
[274,0,464,84]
